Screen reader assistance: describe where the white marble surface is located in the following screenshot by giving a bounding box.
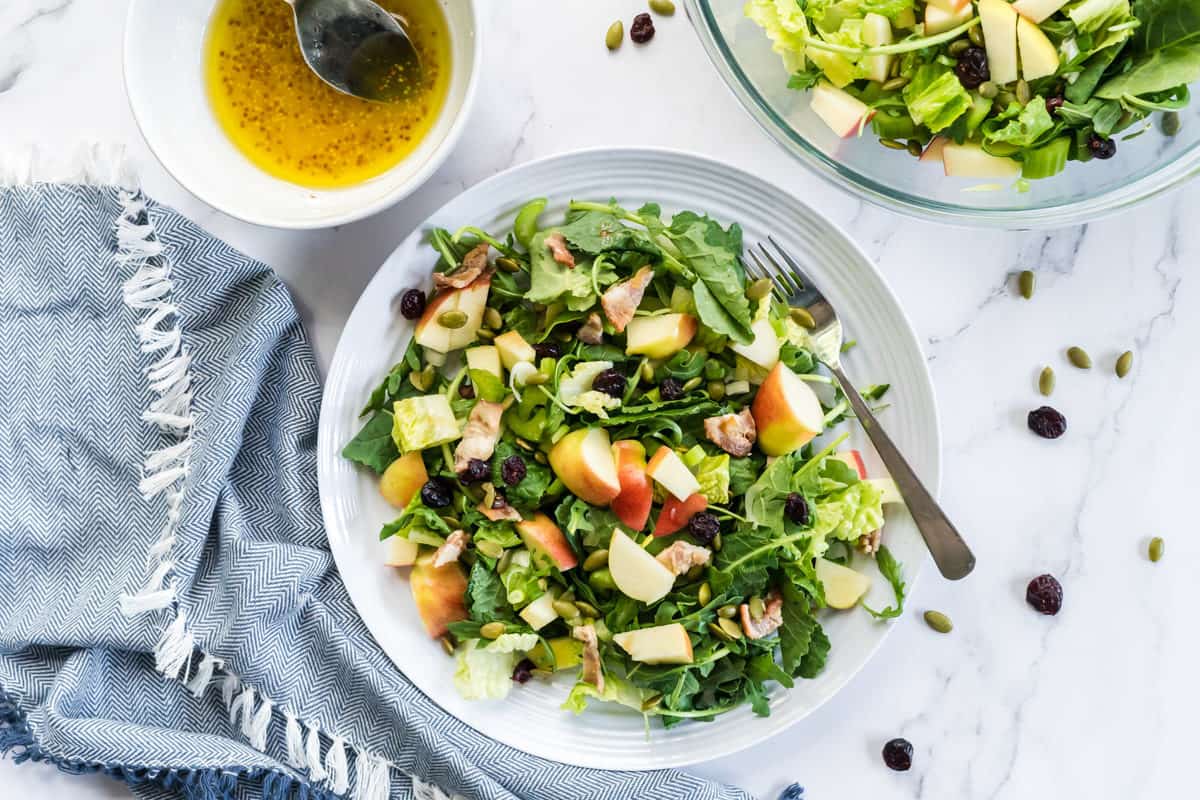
[2,1,1197,798]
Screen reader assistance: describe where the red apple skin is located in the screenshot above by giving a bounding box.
[653,493,708,537]
[517,512,578,571]
[611,440,652,531]
[751,362,824,456]
[837,450,867,479]
[410,559,469,638]
[548,428,621,506]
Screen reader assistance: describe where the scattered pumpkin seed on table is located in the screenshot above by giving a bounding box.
[923,610,953,634]
[1018,269,1035,299]
[1067,346,1092,369]
[1115,350,1133,378]
[1148,536,1164,562]
[605,20,624,50]
[649,0,676,15]
[1038,366,1055,397]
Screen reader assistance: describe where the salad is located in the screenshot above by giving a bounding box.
[343,199,906,723]
[747,0,1197,181]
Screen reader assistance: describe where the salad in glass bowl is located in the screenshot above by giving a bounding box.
[746,0,1197,183]
[342,199,906,724]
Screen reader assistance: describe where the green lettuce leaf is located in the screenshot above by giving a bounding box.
[1096,45,1200,99]
[808,479,885,557]
[453,634,541,700]
[694,452,731,504]
[745,0,812,73]
[903,65,973,133]
[983,98,1056,147]
[341,412,399,474]
[561,674,649,715]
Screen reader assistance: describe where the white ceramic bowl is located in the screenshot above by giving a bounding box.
[124,0,481,229]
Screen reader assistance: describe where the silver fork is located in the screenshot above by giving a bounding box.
[747,236,975,581]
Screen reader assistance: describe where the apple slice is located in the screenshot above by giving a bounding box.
[413,276,490,354]
[862,13,894,84]
[494,330,536,369]
[608,529,676,604]
[942,142,1022,178]
[646,446,701,502]
[379,451,428,508]
[893,7,918,28]
[465,345,502,379]
[1012,0,1069,23]
[921,136,948,164]
[549,428,621,506]
[519,592,559,631]
[613,623,694,665]
[979,0,1019,85]
[751,362,826,456]
[729,317,781,370]
[832,450,868,480]
[517,512,578,571]
[612,440,653,531]
[816,557,872,610]
[653,493,708,538]
[1017,16,1059,80]
[625,313,698,359]
[410,558,469,637]
[926,0,972,10]
[810,82,875,138]
[924,0,975,35]
[383,535,419,567]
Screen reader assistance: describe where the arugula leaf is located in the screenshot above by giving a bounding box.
[787,67,824,91]
[360,344,422,415]
[728,453,767,497]
[557,211,661,258]
[465,560,515,623]
[526,230,609,310]
[599,398,721,429]
[341,412,400,474]
[983,98,1056,147]
[711,523,785,598]
[491,439,552,509]
[746,652,794,689]
[665,212,754,344]
[778,579,819,677]
[779,343,816,373]
[796,624,830,679]
[1132,0,1200,51]
[862,545,907,620]
[1097,45,1200,99]
[380,496,452,542]
[743,453,797,533]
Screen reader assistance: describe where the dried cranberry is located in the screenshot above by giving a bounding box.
[533,341,562,361]
[688,512,720,545]
[659,377,684,400]
[458,380,475,399]
[630,12,655,43]
[1045,96,1065,115]
[954,46,990,89]
[420,478,453,509]
[1026,574,1063,615]
[500,455,527,486]
[592,368,627,399]
[511,658,535,684]
[1088,134,1116,160]
[882,738,913,771]
[460,458,491,484]
[1027,406,1067,439]
[399,289,426,320]
[784,493,810,525]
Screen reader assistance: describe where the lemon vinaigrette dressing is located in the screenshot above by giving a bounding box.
[204,0,451,189]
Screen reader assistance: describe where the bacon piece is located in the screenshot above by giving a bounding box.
[433,243,493,290]
[600,266,654,333]
[478,497,522,522]
[703,408,757,458]
[740,589,783,640]
[453,399,505,473]
[654,541,712,576]
[576,312,604,345]
[432,530,469,568]
[573,624,604,691]
[544,232,575,268]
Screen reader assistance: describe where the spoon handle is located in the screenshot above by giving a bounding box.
[828,364,976,580]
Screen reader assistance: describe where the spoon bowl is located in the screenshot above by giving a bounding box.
[287,0,423,103]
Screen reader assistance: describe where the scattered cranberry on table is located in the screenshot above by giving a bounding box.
[1026,574,1063,615]
[882,737,914,771]
[630,13,655,44]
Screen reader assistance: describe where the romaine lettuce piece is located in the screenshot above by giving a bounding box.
[902,65,973,132]
[391,395,460,452]
[745,0,812,73]
[561,674,649,714]
[453,633,541,700]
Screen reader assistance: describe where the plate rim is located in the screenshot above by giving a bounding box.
[317,145,943,769]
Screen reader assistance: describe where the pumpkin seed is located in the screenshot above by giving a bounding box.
[707,381,726,400]
[978,81,998,99]
[881,138,907,150]
[907,139,924,158]
[480,621,506,640]
[1018,269,1035,299]
[698,582,712,606]
[534,451,548,465]
[682,376,703,392]
[496,256,521,273]
[476,328,495,341]
[484,307,502,330]
[1067,346,1092,370]
[889,57,901,78]
[589,568,616,593]
[515,438,535,451]
[475,540,505,560]
[641,693,663,712]
[968,24,985,47]
[605,20,624,50]
[438,310,468,329]
[749,595,765,621]
[553,599,581,619]
[1115,350,1133,379]
[712,532,722,551]
[409,365,435,392]
[1015,79,1032,106]
[923,610,953,634]
[790,307,816,328]
[881,76,910,92]
[708,622,733,642]
[1162,111,1181,137]
[640,361,655,383]
[747,277,774,301]
[649,0,675,15]
[947,39,971,56]
[1038,366,1055,397]
[439,515,462,530]
[583,549,609,571]
[575,601,600,618]
[440,636,456,656]
[497,549,513,574]
[685,564,705,581]
[995,90,1017,108]
[717,604,739,619]
[704,360,726,380]
[1148,536,1164,562]
[718,617,743,640]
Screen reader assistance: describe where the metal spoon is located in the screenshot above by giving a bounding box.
[283,0,423,103]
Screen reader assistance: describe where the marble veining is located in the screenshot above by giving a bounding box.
[1,1,1196,798]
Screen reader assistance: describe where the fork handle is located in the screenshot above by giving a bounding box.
[828,364,975,580]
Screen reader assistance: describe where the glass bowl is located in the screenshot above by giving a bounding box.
[684,0,1200,228]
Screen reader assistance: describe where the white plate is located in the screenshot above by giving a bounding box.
[318,148,941,770]
[124,0,481,229]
